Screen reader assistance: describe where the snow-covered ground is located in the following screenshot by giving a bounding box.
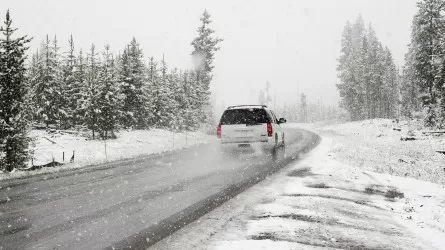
[0,129,215,180]
[153,122,445,250]
[320,119,445,185]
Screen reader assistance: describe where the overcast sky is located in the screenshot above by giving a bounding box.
[3,0,418,111]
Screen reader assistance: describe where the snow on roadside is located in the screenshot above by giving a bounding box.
[0,129,215,181]
[152,133,445,250]
[320,119,445,185]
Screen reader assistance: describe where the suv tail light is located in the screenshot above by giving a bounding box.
[267,122,273,137]
[217,124,222,138]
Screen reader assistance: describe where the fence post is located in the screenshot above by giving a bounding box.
[70,150,75,163]
[104,140,108,160]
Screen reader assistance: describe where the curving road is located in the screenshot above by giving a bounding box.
[0,127,320,250]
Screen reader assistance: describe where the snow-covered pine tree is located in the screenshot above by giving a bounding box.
[51,35,68,129]
[410,0,445,127]
[336,21,355,119]
[96,45,122,139]
[168,68,182,130]
[437,5,445,127]
[26,50,40,122]
[146,56,177,129]
[157,57,176,128]
[351,15,365,51]
[81,44,100,139]
[354,34,367,120]
[118,38,150,129]
[171,69,185,130]
[401,45,422,118]
[146,57,159,127]
[337,15,400,121]
[61,34,78,128]
[186,70,203,130]
[191,10,222,125]
[33,35,61,127]
[381,48,399,119]
[0,10,32,171]
[72,49,87,126]
[366,25,381,119]
[336,16,367,121]
[180,70,200,130]
[351,16,367,120]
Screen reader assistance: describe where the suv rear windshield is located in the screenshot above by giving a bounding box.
[220,108,270,125]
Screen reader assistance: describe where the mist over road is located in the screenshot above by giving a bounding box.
[0,127,319,250]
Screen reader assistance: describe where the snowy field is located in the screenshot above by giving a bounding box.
[320,119,445,185]
[0,129,215,180]
[153,122,445,250]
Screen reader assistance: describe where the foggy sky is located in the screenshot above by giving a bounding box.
[3,0,418,111]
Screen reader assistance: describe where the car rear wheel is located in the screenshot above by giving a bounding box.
[270,135,278,160]
[271,135,285,162]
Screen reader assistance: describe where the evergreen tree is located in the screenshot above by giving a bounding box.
[118,38,150,129]
[366,25,383,119]
[33,35,60,127]
[191,10,222,124]
[61,34,77,128]
[382,48,399,118]
[26,50,40,122]
[146,56,160,127]
[337,15,399,121]
[337,17,367,120]
[51,35,68,128]
[82,44,100,139]
[72,49,86,127]
[0,10,32,171]
[410,0,445,126]
[168,68,182,130]
[187,70,204,130]
[336,21,356,119]
[157,57,176,128]
[181,70,200,130]
[401,45,422,118]
[96,45,121,139]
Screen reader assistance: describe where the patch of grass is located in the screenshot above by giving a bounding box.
[250,232,279,241]
[288,167,314,178]
[364,186,385,195]
[385,189,404,199]
[307,183,330,189]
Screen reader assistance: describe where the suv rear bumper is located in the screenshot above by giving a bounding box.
[220,140,275,153]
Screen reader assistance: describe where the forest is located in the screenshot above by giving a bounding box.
[0,10,222,171]
[337,0,445,128]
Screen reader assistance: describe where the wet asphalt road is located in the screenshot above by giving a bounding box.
[0,127,320,250]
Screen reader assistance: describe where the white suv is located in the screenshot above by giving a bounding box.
[217,105,286,156]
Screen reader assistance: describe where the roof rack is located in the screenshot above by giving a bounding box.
[227,105,268,109]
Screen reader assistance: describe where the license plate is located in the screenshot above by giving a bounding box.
[236,129,251,133]
[238,144,251,148]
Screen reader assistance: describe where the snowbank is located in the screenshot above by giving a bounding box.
[0,129,215,180]
[320,119,445,185]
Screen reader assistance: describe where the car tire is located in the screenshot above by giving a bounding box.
[272,135,285,162]
[270,135,279,160]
